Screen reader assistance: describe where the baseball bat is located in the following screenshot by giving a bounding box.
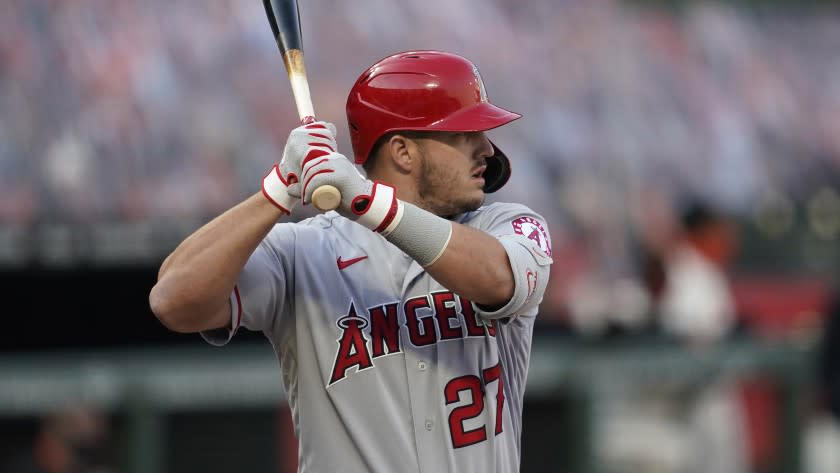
[263,0,341,211]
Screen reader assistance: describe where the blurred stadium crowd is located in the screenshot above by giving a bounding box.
[6,0,840,320]
[2,0,840,225]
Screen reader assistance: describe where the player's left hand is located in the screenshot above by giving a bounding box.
[261,121,338,214]
[282,121,338,199]
[301,152,399,233]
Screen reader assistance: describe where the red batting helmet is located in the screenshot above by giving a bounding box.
[346,51,521,193]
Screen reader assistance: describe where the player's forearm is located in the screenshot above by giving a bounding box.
[424,223,514,307]
[149,193,284,332]
[378,201,514,307]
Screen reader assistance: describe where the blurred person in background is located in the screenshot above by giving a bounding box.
[2,406,115,473]
[818,288,840,422]
[597,201,749,473]
[809,289,840,473]
[657,201,749,473]
[659,203,741,345]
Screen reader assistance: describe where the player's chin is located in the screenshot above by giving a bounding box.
[458,191,485,213]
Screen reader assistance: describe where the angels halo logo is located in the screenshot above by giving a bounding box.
[511,216,551,257]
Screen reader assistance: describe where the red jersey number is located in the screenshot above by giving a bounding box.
[444,362,505,449]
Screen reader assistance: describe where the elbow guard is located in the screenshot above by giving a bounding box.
[474,233,553,320]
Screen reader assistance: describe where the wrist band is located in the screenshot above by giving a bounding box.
[384,202,453,267]
[353,181,398,232]
[261,164,296,214]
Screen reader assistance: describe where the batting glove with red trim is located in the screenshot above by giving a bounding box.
[262,121,338,214]
[301,152,399,233]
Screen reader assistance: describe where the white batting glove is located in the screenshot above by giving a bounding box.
[262,121,338,214]
[301,152,400,233]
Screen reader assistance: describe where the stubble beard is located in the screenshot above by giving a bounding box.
[417,150,484,217]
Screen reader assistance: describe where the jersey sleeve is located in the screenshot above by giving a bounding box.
[200,224,296,346]
[471,203,553,320]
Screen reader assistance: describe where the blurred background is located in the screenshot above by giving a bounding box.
[2,0,840,471]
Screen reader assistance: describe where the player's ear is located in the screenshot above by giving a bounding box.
[386,134,417,174]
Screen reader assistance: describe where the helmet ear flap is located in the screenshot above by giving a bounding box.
[482,142,511,193]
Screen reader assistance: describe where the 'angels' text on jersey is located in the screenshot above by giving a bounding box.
[329,292,496,386]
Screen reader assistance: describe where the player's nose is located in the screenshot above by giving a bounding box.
[474,132,494,160]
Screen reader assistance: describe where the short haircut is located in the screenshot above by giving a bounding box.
[364,130,431,173]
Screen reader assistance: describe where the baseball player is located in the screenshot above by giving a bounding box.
[150,50,553,473]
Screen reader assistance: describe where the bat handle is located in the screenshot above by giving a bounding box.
[299,116,341,211]
[312,185,342,211]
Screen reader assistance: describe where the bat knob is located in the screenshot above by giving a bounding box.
[312,185,341,211]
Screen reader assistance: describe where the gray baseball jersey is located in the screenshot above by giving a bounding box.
[203,202,553,473]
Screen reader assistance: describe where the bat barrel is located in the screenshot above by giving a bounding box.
[263,0,304,54]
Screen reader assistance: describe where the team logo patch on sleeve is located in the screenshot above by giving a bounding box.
[512,216,552,257]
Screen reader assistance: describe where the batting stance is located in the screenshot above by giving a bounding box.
[150,51,553,473]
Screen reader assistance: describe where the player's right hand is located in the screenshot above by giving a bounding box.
[262,121,338,214]
[300,152,399,233]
